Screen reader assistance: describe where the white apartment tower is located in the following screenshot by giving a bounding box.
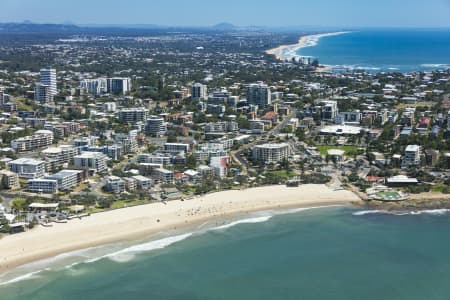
[40,68,57,96]
[252,143,291,164]
[147,116,167,136]
[402,145,421,168]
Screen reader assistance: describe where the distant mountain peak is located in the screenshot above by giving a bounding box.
[212,22,237,30]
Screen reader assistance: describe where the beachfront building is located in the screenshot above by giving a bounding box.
[210,156,230,178]
[106,176,126,194]
[402,145,421,168]
[8,158,46,179]
[191,83,208,100]
[154,168,174,184]
[386,175,419,187]
[132,175,152,190]
[46,169,84,191]
[27,178,58,193]
[251,143,291,164]
[247,83,271,109]
[73,152,108,173]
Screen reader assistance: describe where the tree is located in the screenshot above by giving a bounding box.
[167,135,177,143]
[296,128,306,141]
[186,154,197,169]
[348,173,359,183]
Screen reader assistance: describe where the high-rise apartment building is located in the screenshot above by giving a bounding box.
[40,68,57,96]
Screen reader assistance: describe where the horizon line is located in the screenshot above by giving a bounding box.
[1,22,450,31]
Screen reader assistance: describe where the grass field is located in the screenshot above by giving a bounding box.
[316,145,361,156]
[268,170,297,178]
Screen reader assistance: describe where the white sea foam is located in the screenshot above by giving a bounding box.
[211,205,342,231]
[353,210,387,216]
[102,233,193,263]
[211,216,273,231]
[420,64,450,68]
[0,270,43,286]
[353,209,450,217]
[280,205,343,215]
[410,209,450,216]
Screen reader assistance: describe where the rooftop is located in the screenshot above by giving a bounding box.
[9,158,45,165]
[387,175,419,184]
[405,145,421,152]
[320,125,363,135]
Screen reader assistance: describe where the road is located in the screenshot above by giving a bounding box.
[230,109,297,175]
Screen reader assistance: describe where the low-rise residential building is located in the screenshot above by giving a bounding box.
[402,145,421,168]
[155,168,174,184]
[118,108,149,123]
[106,176,126,194]
[40,145,79,167]
[11,130,54,152]
[46,169,84,190]
[205,121,239,133]
[27,178,58,193]
[132,175,152,190]
[386,175,419,187]
[123,177,137,191]
[164,143,190,153]
[0,170,20,190]
[73,152,108,173]
[137,154,171,166]
[335,111,362,125]
[8,158,46,179]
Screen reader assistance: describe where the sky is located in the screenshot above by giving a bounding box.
[1,0,450,28]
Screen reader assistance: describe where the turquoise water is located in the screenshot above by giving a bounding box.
[3,207,450,299]
[298,30,450,73]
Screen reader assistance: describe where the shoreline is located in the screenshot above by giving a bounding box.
[265,31,351,61]
[0,184,361,277]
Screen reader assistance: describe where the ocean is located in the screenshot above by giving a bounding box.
[2,206,450,299]
[297,29,450,73]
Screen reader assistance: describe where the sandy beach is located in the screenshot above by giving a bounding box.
[0,184,360,275]
[265,31,351,61]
